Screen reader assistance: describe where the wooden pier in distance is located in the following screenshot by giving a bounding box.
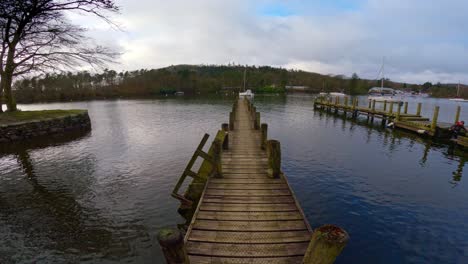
[314,97,457,138]
[158,99,349,264]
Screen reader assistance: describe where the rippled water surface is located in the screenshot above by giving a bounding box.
[1,95,468,263]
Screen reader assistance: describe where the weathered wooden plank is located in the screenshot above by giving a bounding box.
[203,195,294,204]
[205,189,291,196]
[208,183,288,190]
[192,220,308,231]
[188,255,304,264]
[188,230,311,244]
[199,203,298,212]
[209,178,282,184]
[223,168,269,173]
[196,211,304,221]
[186,241,309,257]
[222,173,270,179]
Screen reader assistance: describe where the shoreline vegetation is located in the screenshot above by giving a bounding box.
[0,109,87,125]
[7,65,466,106]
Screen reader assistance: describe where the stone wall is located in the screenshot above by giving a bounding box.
[0,111,91,143]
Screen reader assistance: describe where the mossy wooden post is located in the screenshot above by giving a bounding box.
[229,112,234,130]
[261,123,268,150]
[221,124,229,150]
[396,102,402,121]
[157,228,189,264]
[389,102,394,115]
[368,99,372,109]
[431,106,440,131]
[343,97,348,115]
[213,139,222,178]
[266,140,281,179]
[455,105,461,123]
[352,98,358,118]
[255,112,260,129]
[303,225,349,264]
[416,102,422,116]
[404,102,408,114]
[370,100,376,122]
[383,100,387,112]
[334,97,339,114]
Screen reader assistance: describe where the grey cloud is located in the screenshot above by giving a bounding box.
[81,0,468,84]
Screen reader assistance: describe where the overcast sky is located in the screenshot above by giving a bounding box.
[78,0,468,84]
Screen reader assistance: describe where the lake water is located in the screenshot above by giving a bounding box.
[1,95,467,263]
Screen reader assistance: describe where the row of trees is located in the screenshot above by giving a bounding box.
[12,65,409,103]
[0,0,119,113]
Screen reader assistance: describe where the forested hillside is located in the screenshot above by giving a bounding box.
[12,64,460,103]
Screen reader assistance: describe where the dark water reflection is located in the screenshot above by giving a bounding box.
[1,95,467,263]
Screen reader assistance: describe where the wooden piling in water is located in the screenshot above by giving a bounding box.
[389,102,394,114]
[266,140,281,179]
[229,112,234,130]
[455,105,461,123]
[212,139,222,178]
[383,100,387,111]
[396,103,402,121]
[431,106,440,131]
[303,225,349,264]
[368,99,372,109]
[157,228,189,264]
[255,112,260,129]
[261,123,268,150]
[404,102,408,114]
[416,103,422,116]
[221,124,229,150]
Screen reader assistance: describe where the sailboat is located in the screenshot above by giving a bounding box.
[368,57,403,102]
[449,82,468,102]
[239,68,254,98]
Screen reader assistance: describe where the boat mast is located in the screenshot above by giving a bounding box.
[458,81,460,97]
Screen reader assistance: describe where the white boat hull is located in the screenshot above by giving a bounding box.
[239,89,254,98]
[368,95,403,102]
[449,98,468,102]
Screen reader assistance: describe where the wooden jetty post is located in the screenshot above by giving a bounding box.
[368,99,371,109]
[255,112,260,129]
[431,106,440,131]
[455,105,461,123]
[416,103,422,116]
[383,100,387,112]
[389,102,394,114]
[266,139,281,178]
[344,97,348,115]
[221,124,229,150]
[404,102,408,114]
[303,225,349,264]
[370,100,376,122]
[229,112,235,130]
[334,97,339,114]
[157,228,189,264]
[261,123,268,150]
[352,98,358,118]
[396,102,402,121]
[212,139,222,178]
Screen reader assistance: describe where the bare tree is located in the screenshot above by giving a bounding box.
[0,0,119,112]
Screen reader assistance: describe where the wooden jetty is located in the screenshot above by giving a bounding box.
[314,97,457,138]
[158,99,349,264]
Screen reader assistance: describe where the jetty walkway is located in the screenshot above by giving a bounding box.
[158,99,349,264]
